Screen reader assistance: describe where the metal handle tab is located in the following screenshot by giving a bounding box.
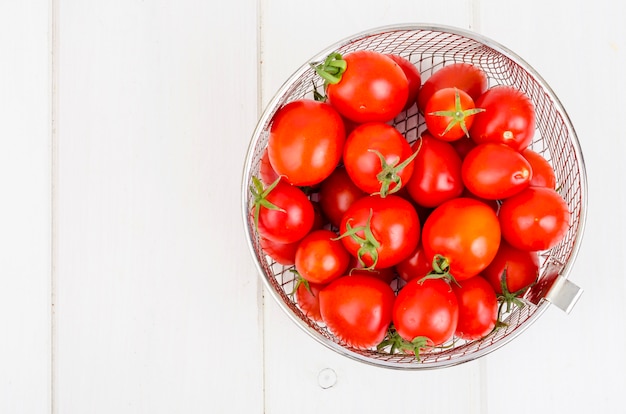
[544,275,583,314]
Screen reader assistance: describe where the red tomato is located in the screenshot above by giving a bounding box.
[450,136,478,160]
[260,148,280,185]
[522,148,557,189]
[294,278,325,322]
[319,50,409,123]
[319,275,395,349]
[394,242,432,282]
[348,256,396,285]
[482,239,539,295]
[268,99,345,186]
[339,195,420,269]
[260,236,299,266]
[421,197,501,281]
[417,62,488,114]
[318,166,366,228]
[498,186,570,251]
[452,275,498,340]
[462,143,533,200]
[343,122,416,197]
[405,132,464,208]
[424,87,484,141]
[469,85,536,152]
[392,278,459,346]
[295,229,351,285]
[250,177,315,244]
[387,54,422,110]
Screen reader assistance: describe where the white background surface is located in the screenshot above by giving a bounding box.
[1,0,624,413]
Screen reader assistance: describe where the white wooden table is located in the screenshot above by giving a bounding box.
[2,0,624,412]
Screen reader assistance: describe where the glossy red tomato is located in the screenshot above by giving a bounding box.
[424,87,484,141]
[522,148,557,189]
[462,142,533,200]
[260,147,280,185]
[405,132,464,208]
[260,236,299,266]
[343,122,416,197]
[469,85,536,152]
[392,278,459,346]
[387,54,422,111]
[294,277,325,322]
[347,256,396,285]
[318,166,366,228]
[318,50,409,123]
[394,242,432,282]
[295,229,351,285]
[482,239,539,295]
[451,275,498,340]
[498,186,570,251]
[319,275,396,349]
[421,197,501,281]
[339,195,420,270]
[417,62,488,114]
[268,99,345,186]
[450,137,478,160]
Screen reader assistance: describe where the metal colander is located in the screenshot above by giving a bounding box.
[241,24,587,369]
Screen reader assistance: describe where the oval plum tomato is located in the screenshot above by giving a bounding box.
[387,54,422,111]
[462,143,533,200]
[339,194,420,270]
[498,186,570,251]
[522,148,557,189]
[260,236,299,266]
[295,229,351,285]
[405,132,464,208]
[394,242,432,282]
[250,177,315,244]
[417,62,488,114]
[422,197,501,281]
[424,87,484,141]
[268,98,345,186]
[469,85,536,152]
[315,51,409,123]
[451,275,498,340]
[318,166,366,228]
[319,274,395,349]
[293,277,325,322]
[343,122,416,197]
[392,278,459,346]
[482,239,539,295]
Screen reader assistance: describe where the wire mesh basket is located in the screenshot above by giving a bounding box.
[241,24,587,369]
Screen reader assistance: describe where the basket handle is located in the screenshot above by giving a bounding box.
[543,275,583,314]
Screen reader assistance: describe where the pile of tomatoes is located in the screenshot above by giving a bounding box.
[249,49,570,358]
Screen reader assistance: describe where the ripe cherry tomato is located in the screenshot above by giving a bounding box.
[318,166,366,228]
[392,278,459,346]
[260,147,280,185]
[268,99,345,186]
[343,122,416,197]
[452,275,498,340]
[319,275,396,349]
[469,85,536,152]
[295,229,351,285]
[421,197,501,281]
[424,87,484,141]
[294,277,325,322]
[387,54,422,110]
[339,195,420,270]
[462,143,533,200]
[522,148,557,189]
[348,256,396,285]
[482,239,539,295]
[316,51,409,123]
[260,236,299,266]
[498,186,570,251]
[417,62,488,114]
[394,242,432,282]
[405,132,464,208]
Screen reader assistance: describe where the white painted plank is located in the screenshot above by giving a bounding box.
[54,1,262,412]
[0,1,52,413]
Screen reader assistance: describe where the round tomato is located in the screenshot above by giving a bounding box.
[268,99,345,186]
[319,274,395,349]
[469,85,536,152]
[295,229,351,285]
[421,197,501,281]
[260,147,280,185]
[387,54,422,110]
[482,239,539,295]
[339,195,420,270]
[392,278,459,346]
[462,142,533,200]
[347,256,396,285]
[250,177,315,244]
[343,122,416,197]
[394,242,432,282]
[451,275,498,340]
[405,132,464,208]
[522,148,557,189]
[317,50,409,123]
[260,236,299,266]
[318,166,366,228]
[424,87,484,141]
[294,277,325,322]
[498,186,570,251]
[417,62,488,114]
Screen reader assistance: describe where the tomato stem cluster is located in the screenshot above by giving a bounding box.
[428,88,485,138]
[369,147,420,198]
[311,52,347,88]
[377,326,432,361]
[250,176,285,231]
[333,209,381,270]
[418,254,460,287]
